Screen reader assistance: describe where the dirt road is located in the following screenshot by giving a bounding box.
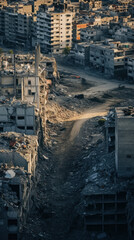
[69,102,110,141]
[57,61,134,97]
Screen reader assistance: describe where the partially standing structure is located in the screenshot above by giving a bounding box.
[115,107,134,177]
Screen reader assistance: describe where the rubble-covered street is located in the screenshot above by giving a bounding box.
[21,67,134,240]
[1,1,134,239]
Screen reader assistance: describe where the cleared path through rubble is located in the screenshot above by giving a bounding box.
[45,100,115,240]
[69,100,116,141]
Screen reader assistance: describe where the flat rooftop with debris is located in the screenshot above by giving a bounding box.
[0,132,38,162]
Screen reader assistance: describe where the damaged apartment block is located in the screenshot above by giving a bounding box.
[0,46,59,239]
[0,46,59,107]
[0,46,58,239]
[84,191,128,234]
[0,47,59,141]
[0,132,38,240]
[83,106,134,240]
[0,132,38,177]
[0,166,32,240]
[0,99,39,135]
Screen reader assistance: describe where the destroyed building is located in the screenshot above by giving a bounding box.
[0,99,39,135]
[0,132,38,177]
[0,45,58,239]
[0,166,31,240]
[82,155,134,239]
[82,106,134,240]
[0,46,59,145]
[0,132,38,240]
[0,50,59,102]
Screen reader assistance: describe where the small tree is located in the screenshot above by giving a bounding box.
[9,49,14,54]
[62,46,70,55]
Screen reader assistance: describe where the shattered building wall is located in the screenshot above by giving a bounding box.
[0,53,59,99]
[0,166,33,240]
[0,132,38,176]
[0,101,38,135]
[0,51,59,145]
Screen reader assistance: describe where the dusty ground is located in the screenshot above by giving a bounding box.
[21,63,134,240]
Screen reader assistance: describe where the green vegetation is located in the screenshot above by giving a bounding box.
[62,46,70,55]
[9,49,14,54]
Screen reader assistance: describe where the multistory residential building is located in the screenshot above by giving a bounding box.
[90,40,134,77]
[127,56,134,82]
[74,42,90,65]
[33,0,53,13]
[73,21,89,42]
[0,101,38,136]
[80,26,102,41]
[4,7,32,48]
[37,5,73,53]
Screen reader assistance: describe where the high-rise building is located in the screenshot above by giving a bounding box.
[37,5,73,53]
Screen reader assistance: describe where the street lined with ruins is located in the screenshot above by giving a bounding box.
[1,1,134,240]
[21,64,134,240]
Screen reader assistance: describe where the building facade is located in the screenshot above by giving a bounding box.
[115,107,134,177]
[37,5,73,53]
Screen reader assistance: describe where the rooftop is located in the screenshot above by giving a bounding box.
[0,132,38,162]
